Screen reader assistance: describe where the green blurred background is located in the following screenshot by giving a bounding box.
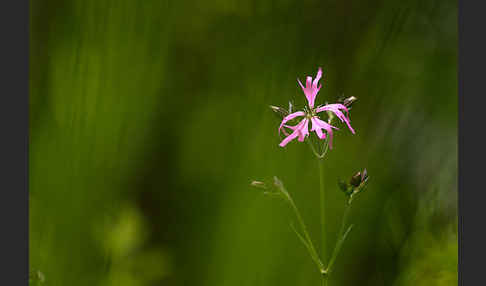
[29,0,457,285]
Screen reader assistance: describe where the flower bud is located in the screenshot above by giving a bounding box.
[349,169,369,188]
[361,168,368,182]
[250,180,267,189]
[338,168,369,202]
[341,96,357,108]
[350,171,362,187]
[269,105,289,119]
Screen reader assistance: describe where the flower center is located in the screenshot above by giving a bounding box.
[304,107,317,119]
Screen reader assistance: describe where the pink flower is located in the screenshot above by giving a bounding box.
[277,68,355,148]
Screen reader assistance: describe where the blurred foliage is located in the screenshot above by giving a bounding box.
[30,0,457,285]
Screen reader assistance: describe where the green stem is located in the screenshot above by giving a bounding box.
[327,201,354,275]
[339,202,352,240]
[306,138,330,286]
[286,196,324,272]
[327,225,353,275]
[307,137,329,159]
[306,139,321,158]
[273,177,325,274]
[318,157,327,286]
[318,158,326,263]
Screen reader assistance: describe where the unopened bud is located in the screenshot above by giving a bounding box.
[350,169,369,188]
[350,171,362,187]
[250,180,267,189]
[342,96,357,108]
[361,169,368,182]
[339,168,370,202]
[269,105,289,119]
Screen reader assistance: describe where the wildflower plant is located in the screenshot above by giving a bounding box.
[252,68,369,286]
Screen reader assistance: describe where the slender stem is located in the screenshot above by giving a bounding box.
[306,138,330,286]
[318,158,326,262]
[307,137,329,159]
[273,177,325,274]
[320,137,329,158]
[306,139,321,158]
[327,225,353,274]
[286,196,324,271]
[318,157,327,286]
[327,201,353,275]
[339,202,352,240]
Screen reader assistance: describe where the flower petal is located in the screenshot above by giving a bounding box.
[297,78,305,90]
[311,116,337,148]
[310,118,326,139]
[316,103,355,134]
[297,119,309,142]
[279,130,299,147]
[298,67,323,109]
[279,118,309,147]
[313,67,322,88]
[278,111,305,135]
[315,103,348,114]
[306,76,312,88]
